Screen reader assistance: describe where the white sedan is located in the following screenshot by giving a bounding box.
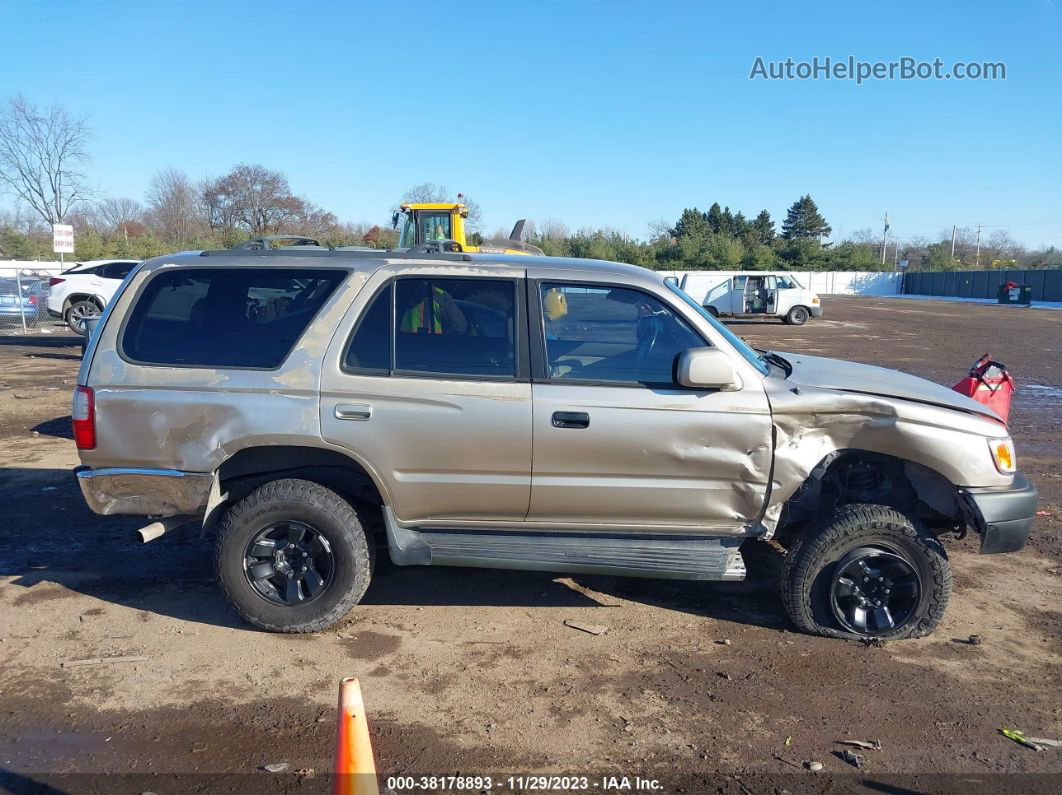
[46,260,140,334]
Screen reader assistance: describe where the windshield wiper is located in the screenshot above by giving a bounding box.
[761,350,792,376]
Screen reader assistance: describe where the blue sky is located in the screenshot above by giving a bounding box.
[2,0,1060,247]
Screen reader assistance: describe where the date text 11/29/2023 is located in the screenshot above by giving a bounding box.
[386,775,663,791]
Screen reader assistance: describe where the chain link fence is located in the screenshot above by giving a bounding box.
[0,267,64,333]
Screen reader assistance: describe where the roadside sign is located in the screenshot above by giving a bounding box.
[897,259,909,269]
[52,224,75,254]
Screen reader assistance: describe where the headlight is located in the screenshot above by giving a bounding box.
[989,437,1016,474]
[811,295,820,305]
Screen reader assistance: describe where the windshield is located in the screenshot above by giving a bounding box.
[397,213,416,248]
[666,281,769,376]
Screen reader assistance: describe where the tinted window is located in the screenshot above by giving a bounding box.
[103,262,137,280]
[394,278,515,377]
[344,284,391,371]
[540,283,704,384]
[122,268,345,368]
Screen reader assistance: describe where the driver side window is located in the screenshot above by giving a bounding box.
[540,283,705,384]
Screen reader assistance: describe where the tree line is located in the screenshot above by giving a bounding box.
[1,95,1058,271]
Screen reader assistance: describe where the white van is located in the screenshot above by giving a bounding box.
[670,271,823,325]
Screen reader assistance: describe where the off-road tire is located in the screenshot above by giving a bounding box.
[781,503,950,639]
[65,300,100,336]
[785,305,810,326]
[215,478,374,633]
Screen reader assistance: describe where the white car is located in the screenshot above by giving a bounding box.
[47,260,140,334]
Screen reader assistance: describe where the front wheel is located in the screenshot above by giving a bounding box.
[785,305,810,325]
[215,478,374,632]
[781,504,950,639]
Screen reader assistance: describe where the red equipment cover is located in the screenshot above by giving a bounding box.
[952,354,1015,423]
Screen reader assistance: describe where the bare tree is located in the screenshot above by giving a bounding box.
[401,181,449,204]
[88,197,143,233]
[146,167,198,246]
[987,229,1023,262]
[645,219,669,243]
[0,95,93,225]
[200,164,305,235]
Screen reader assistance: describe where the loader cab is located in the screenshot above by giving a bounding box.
[395,204,466,249]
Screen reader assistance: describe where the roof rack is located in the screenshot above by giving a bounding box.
[198,248,473,262]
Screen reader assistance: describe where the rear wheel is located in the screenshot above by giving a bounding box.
[65,300,100,335]
[215,478,373,632]
[781,503,950,639]
[705,306,720,318]
[785,305,810,325]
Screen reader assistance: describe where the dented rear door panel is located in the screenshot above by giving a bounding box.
[526,381,773,531]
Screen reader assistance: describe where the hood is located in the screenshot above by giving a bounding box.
[776,351,1003,421]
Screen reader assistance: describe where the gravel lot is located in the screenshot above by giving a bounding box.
[1,296,1059,794]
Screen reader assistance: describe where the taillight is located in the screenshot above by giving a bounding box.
[49,277,65,287]
[72,386,96,450]
[28,295,37,305]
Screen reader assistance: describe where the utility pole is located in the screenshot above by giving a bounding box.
[975,224,982,267]
[881,211,889,264]
[950,225,957,259]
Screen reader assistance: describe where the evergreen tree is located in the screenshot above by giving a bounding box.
[751,209,775,244]
[720,206,736,236]
[781,195,831,240]
[706,202,725,234]
[672,207,709,239]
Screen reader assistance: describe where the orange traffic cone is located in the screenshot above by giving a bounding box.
[334,677,379,795]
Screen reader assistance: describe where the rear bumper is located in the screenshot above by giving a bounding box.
[76,467,212,516]
[962,472,1038,554]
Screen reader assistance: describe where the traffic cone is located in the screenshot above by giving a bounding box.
[334,677,379,795]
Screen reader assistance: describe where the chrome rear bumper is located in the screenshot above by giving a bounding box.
[76,467,212,516]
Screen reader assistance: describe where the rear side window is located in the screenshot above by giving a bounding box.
[344,284,391,372]
[343,277,516,378]
[122,268,346,368]
[395,278,515,377]
[102,262,137,280]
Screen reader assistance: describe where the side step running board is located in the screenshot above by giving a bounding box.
[384,510,746,581]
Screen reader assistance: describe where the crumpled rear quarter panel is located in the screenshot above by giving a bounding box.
[79,260,369,472]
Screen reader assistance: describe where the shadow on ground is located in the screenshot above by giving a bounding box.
[0,467,792,634]
[31,416,72,439]
[0,333,81,348]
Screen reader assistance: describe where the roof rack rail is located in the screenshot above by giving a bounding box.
[198,248,473,262]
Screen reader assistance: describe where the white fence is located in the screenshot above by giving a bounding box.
[0,260,65,278]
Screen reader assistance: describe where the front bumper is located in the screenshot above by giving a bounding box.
[76,467,212,516]
[962,472,1038,554]
[810,306,824,317]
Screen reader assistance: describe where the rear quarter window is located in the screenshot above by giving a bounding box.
[121,267,346,368]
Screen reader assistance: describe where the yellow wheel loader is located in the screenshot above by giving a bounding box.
[393,195,544,256]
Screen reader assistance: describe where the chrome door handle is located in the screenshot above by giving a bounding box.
[335,403,372,421]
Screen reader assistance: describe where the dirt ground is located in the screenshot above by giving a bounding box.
[0,296,1059,794]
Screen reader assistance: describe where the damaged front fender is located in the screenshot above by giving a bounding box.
[759,378,1014,535]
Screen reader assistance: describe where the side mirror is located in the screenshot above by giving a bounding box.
[676,347,741,391]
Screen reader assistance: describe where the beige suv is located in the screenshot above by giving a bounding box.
[73,249,1038,639]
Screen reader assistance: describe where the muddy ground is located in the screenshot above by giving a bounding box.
[0,296,1059,794]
